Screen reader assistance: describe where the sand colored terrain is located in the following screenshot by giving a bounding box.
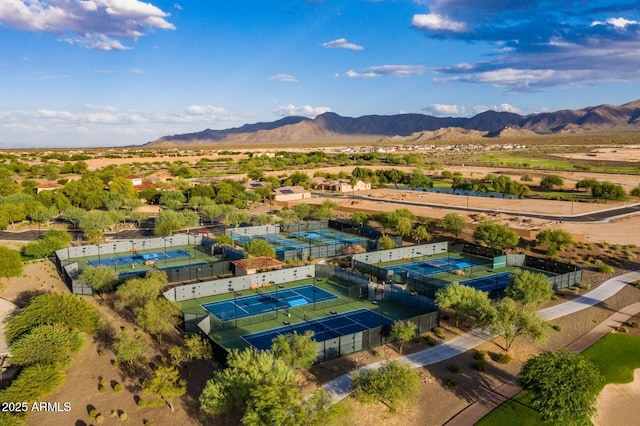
[594,369,640,426]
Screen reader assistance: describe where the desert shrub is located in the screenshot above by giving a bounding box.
[575,282,591,290]
[473,350,487,360]
[489,352,512,364]
[113,383,123,392]
[89,408,100,418]
[552,324,563,332]
[472,359,487,372]
[98,384,106,393]
[425,336,437,346]
[633,280,640,289]
[550,294,559,301]
[119,411,128,421]
[446,378,458,387]
[433,327,445,339]
[0,363,64,403]
[447,364,460,374]
[616,326,627,333]
[598,264,614,273]
[136,398,146,407]
[627,321,638,328]
[96,414,104,424]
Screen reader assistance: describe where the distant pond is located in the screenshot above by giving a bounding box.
[393,186,519,199]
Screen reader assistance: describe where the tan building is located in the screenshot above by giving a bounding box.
[311,177,371,193]
[231,257,285,276]
[273,186,311,201]
[35,182,63,193]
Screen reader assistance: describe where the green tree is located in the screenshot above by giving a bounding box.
[169,334,212,375]
[519,350,604,423]
[142,365,186,411]
[109,176,137,200]
[10,324,84,367]
[244,240,276,258]
[0,246,24,278]
[159,190,187,209]
[631,185,640,200]
[505,269,554,309]
[408,169,433,190]
[309,200,338,220]
[0,363,65,404]
[0,203,26,229]
[199,347,298,423]
[270,331,318,370]
[6,292,100,342]
[539,175,564,190]
[223,210,251,228]
[377,235,396,250]
[215,233,234,246]
[390,320,417,354]
[441,213,467,239]
[484,297,548,352]
[61,206,87,228]
[113,331,149,367]
[410,225,431,244]
[435,283,491,327]
[535,229,574,255]
[576,178,599,192]
[252,213,275,226]
[473,223,519,251]
[136,298,181,342]
[591,181,626,202]
[79,266,118,295]
[115,270,168,313]
[154,209,183,236]
[350,212,370,228]
[351,360,420,412]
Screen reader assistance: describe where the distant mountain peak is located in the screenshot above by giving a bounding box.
[146,99,640,147]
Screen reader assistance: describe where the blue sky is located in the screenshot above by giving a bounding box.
[1,0,639,148]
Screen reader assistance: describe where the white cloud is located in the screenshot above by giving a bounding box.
[130,68,145,74]
[0,0,175,50]
[268,74,298,82]
[473,103,521,114]
[591,17,639,28]
[412,13,466,33]
[344,65,426,78]
[273,104,332,117]
[423,104,466,115]
[321,38,364,50]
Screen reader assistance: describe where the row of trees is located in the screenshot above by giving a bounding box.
[0,293,101,424]
[436,269,553,351]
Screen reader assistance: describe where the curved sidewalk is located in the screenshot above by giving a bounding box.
[320,270,640,408]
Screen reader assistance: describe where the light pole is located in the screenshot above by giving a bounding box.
[229,287,238,328]
[270,281,278,318]
[163,237,167,264]
[96,244,101,267]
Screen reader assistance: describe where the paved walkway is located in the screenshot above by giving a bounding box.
[320,270,640,418]
[444,301,640,426]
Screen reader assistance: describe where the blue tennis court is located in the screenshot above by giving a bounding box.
[459,271,513,292]
[243,308,394,350]
[87,248,192,268]
[383,257,487,278]
[202,285,338,321]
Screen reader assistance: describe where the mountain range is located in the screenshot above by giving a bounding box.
[147,99,640,147]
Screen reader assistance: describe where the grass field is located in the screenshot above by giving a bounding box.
[477,333,640,426]
[181,277,421,350]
